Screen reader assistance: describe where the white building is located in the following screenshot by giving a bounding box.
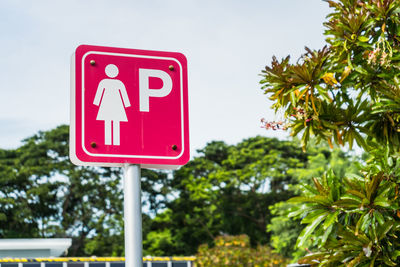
[0,239,72,258]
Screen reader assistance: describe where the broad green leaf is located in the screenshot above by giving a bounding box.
[347,189,366,199]
[374,210,385,226]
[296,213,327,248]
[357,36,369,42]
[356,212,368,236]
[341,193,362,203]
[354,65,368,75]
[302,210,329,224]
[378,221,394,241]
[320,224,333,246]
[346,173,365,182]
[323,210,339,230]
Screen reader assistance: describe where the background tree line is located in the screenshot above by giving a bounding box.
[0,124,356,258]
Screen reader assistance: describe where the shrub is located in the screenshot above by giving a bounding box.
[195,235,289,267]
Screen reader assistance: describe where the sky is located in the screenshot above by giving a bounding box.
[0,0,331,157]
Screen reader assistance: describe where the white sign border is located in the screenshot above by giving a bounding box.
[70,50,187,166]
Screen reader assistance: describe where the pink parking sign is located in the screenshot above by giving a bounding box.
[70,45,189,168]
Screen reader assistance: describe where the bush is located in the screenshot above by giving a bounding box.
[195,235,289,267]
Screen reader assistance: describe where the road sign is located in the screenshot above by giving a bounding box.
[70,45,189,168]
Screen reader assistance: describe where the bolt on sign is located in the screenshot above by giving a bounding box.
[70,45,189,168]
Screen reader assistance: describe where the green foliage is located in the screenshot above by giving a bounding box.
[288,155,400,266]
[0,125,167,256]
[143,210,178,256]
[195,235,289,267]
[267,144,357,259]
[0,146,59,237]
[268,202,305,259]
[148,137,318,255]
[0,125,358,259]
[146,137,358,257]
[1,125,326,257]
[260,0,400,152]
[261,0,400,265]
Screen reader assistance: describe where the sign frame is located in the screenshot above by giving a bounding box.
[70,45,189,169]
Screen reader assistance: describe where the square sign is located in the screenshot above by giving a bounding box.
[70,45,189,168]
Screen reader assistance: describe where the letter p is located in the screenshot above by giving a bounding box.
[139,69,173,112]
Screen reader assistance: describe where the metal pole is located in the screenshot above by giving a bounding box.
[124,164,142,267]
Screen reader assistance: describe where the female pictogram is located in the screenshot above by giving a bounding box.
[93,64,131,145]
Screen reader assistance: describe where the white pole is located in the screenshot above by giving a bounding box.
[124,164,143,267]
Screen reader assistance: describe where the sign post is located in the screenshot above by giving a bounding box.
[124,164,142,267]
[70,45,189,267]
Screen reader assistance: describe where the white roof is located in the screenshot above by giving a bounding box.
[0,239,72,258]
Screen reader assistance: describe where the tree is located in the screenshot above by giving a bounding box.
[267,146,358,259]
[261,0,400,265]
[0,146,60,238]
[144,136,349,256]
[0,124,357,259]
[0,125,168,256]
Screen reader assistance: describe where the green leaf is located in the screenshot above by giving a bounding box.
[356,212,368,236]
[341,193,362,203]
[378,221,394,241]
[288,195,331,205]
[347,189,366,199]
[302,210,329,224]
[374,200,391,208]
[391,250,400,261]
[301,127,310,151]
[312,177,327,195]
[354,130,369,151]
[321,224,333,246]
[346,173,365,182]
[287,206,309,218]
[374,210,385,226]
[334,199,361,208]
[296,213,327,248]
[383,254,397,266]
[354,66,368,75]
[323,210,339,230]
[357,36,369,42]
